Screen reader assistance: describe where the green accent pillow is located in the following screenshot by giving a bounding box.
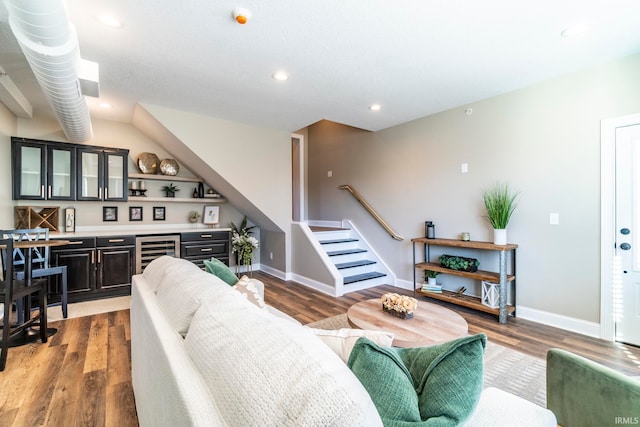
[203,257,238,286]
[347,334,487,427]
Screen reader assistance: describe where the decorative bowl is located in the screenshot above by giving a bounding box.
[137,152,160,174]
[160,159,179,176]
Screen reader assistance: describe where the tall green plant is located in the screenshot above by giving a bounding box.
[483,182,519,229]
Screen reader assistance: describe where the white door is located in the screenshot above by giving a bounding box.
[615,123,640,346]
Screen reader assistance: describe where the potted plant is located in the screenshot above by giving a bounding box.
[231,216,259,275]
[483,182,518,245]
[439,254,480,272]
[424,270,439,286]
[161,183,179,198]
[188,211,201,223]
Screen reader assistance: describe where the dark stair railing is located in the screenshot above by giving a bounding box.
[339,185,404,241]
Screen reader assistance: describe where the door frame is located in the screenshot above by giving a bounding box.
[600,112,640,341]
[291,133,305,222]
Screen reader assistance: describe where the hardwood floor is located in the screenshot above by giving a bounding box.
[1,271,639,426]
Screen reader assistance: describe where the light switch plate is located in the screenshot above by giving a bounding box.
[549,213,559,225]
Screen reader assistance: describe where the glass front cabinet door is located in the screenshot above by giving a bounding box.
[104,150,128,202]
[47,145,76,200]
[77,148,104,201]
[77,148,128,201]
[12,137,76,200]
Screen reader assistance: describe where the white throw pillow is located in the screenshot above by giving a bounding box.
[309,328,394,363]
[184,292,383,427]
[233,275,267,309]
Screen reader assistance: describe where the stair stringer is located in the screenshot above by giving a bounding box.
[340,219,397,292]
[291,222,344,296]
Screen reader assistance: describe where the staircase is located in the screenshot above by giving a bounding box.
[312,226,389,293]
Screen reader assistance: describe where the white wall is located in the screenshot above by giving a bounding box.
[307,53,640,324]
[0,102,17,228]
[137,104,292,271]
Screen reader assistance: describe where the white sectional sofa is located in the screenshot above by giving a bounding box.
[130,256,557,426]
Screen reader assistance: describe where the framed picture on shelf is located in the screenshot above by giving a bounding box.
[203,205,220,225]
[129,206,143,221]
[103,206,118,222]
[153,206,166,221]
[65,207,76,232]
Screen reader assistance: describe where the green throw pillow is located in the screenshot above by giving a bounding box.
[347,334,487,427]
[203,257,238,286]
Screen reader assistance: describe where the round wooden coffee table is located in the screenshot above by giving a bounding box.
[347,298,468,347]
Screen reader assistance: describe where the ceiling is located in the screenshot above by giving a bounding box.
[1,0,640,133]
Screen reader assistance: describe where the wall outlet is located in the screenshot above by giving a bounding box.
[461,163,468,173]
[549,213,559,225]
[327,170,333,177]
[269,252,273,260]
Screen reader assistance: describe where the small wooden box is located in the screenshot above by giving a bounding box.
[14,206,60,232]
[382,305,414,320]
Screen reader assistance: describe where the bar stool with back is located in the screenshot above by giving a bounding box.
[5,228,68,320]
[0,237,49,371]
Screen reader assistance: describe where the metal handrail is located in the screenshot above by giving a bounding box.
[339,185,404,241]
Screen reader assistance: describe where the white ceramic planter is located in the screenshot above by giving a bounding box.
[493,228,507,245]
[427,277,437,286]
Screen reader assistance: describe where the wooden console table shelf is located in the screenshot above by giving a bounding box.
[412,237,518,324]
[416,289,516,317]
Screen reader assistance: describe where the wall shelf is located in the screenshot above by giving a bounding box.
[128,173,203,183]
[128,196,225,204]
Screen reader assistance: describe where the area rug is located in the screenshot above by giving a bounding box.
[307,313,547,407]
[47,296,131,321]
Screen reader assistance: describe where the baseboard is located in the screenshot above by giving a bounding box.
[259,264,286,280]
[288,273,337,297]
[516,306,601,338]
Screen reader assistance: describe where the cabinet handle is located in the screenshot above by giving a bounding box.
[108,239,124,243]
[98,250,101,263]
[41,185,45,198]
[48,185,52,199]
[200,234,213,238]
[99,187,102,199]
[105,187,108,199]
[200,248,213,252]
[91,251,95,264]
[67,241,84,245]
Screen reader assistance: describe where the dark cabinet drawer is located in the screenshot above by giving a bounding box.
[52,237,96,249]
[96,235,135,247]
[181,241,228,258]
[180,231,229,242]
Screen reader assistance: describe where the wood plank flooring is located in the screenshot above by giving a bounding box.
[1,271,639,426]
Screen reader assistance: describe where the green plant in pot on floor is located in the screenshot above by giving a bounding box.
[231,216,259,276]
[483,182,519,245]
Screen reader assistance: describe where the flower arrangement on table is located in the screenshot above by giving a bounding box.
[381,293,418,319]
[231,216,259,276]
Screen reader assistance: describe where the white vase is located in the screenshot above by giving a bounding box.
[493,228,507,245]
[428,277,437,286]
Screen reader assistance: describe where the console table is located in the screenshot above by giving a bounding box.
[412,237,518,324]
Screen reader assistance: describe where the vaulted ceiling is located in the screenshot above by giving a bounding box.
[1,0,640,133]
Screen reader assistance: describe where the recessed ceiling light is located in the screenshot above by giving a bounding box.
[561,23,589,38]
[369,104,382,111]
[272,71,289,81]
[98,14,123,28]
